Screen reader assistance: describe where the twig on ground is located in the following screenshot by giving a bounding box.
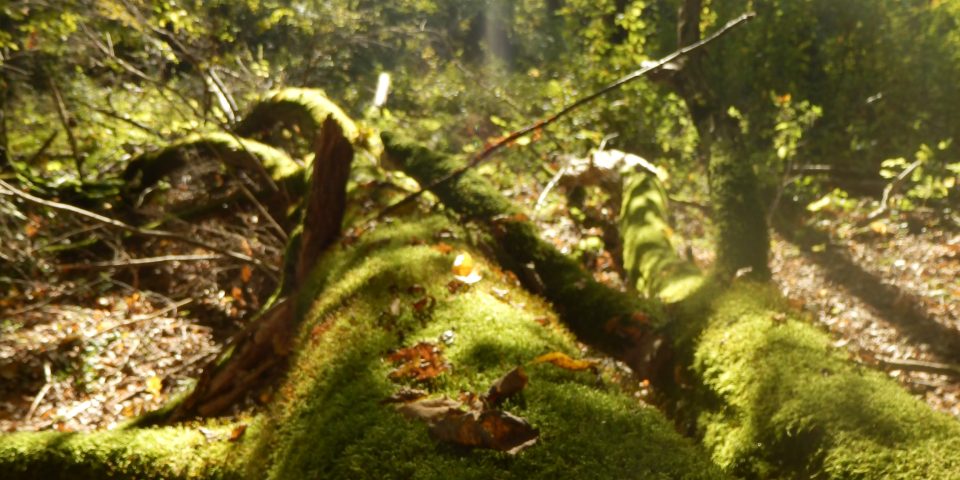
[59,254,222,272]
[25,362,52,421]
[861,159,923,225]
[878,356,960,378]
[93,298,192,337]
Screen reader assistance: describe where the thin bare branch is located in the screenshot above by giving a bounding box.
[0,178,277,275]
[58,254,223,272]
[378,11,757,218]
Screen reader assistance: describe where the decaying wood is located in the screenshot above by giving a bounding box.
[295,116,354,285]
[167,90,357,420]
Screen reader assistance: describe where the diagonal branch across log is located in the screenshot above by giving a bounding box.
[378,11,756,218]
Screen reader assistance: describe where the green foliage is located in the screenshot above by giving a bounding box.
[879,140,958,210]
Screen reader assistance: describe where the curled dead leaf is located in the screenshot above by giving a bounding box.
[431,409,538,455]
[532,352,598,372]
[396,397,538,455]
[396,397,462,422]
[229,424,247,442]
[483,367,528,407]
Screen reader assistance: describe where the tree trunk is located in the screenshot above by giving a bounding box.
[672,0,771,280]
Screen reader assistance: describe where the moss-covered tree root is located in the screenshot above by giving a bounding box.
[0,214,729,479]
[381,133,668,379]
[620,170,960,479]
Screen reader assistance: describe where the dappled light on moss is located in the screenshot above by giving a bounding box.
[248,214,724,479]
[690,283,960,478]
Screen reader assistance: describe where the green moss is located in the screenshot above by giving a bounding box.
[0,422,249,479]
[706,141,770,280]
[236,88,359,145]
[245,213,726,479]
[620,170,960,477]
[0,213,725,478]
[692,283,960,478]
[620,172,703,301]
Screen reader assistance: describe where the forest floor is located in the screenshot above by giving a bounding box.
[0,186,280,432]
[768,209,960,417]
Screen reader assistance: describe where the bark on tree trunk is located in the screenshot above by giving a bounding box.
[672,0,771,280]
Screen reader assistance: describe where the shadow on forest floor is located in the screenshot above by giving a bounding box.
[773,220,960,363]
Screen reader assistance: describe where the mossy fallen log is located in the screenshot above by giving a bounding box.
[380,133,668,379]
[620,170,960,479]
[0,422,250,479]
[235,214,727,479]
[0,214,727,479]
[619,171,702,301]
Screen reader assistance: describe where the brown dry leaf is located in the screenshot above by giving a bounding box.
[412,296,436,313]
[483,367,528,406]
[387,342,449,382]
[241,265,253,284]
[491,212,530,224]
[446,279,470,294]
[396,398,539,455]
[631,312,650,324]
[240,238,254,256]
[532,352,597,372]
[231,287,245,304]
[229,424,247,442]
[396,397,462,422]
[433,242,454,254]
[431,409,539,455]
[125,292,140,309]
